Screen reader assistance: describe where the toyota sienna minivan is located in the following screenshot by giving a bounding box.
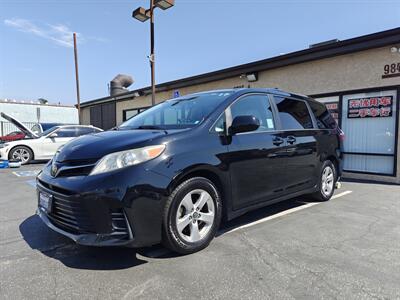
[36,88,342,254]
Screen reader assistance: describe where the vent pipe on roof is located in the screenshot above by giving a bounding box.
[110,74,134,96]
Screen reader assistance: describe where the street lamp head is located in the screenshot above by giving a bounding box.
[154,0,174,10]
[132,7,150,22]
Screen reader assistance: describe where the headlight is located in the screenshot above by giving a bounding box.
[90,145,165,176]
[0,143,9,149]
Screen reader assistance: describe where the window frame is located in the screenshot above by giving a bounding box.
[271,95,318,131]
[307,99,338,130]
[210,93,278,135]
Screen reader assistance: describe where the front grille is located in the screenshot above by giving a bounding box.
[110,209,131,240]
[38,180,133,240]
[57,165,95,177]
[48,196,95,234]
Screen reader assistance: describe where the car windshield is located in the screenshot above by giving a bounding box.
[119,91,234,130]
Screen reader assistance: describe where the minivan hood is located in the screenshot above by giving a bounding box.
[56,129,167,162]
[0,112,38,138]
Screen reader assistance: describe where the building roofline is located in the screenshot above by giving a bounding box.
[80,27,400,108]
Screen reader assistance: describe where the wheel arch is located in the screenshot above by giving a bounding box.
[167,166,229,219]
[8,144,35,160]
[326,155,339,177]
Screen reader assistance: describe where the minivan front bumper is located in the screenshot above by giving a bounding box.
[36,163,171,248]
[37,207,133,246]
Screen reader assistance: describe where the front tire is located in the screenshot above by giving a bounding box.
[9,146,33,165]
[311,160,336,201]
[162,177,222,254]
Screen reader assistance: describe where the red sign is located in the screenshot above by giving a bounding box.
[325,102,339,122]
[347,96,393,118]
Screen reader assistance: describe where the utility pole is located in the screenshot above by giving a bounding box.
[73,32,81,124]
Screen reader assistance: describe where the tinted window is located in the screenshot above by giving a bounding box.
[76,127,95,136]
[55,127,78,138]
[274,97,313,130]
[230,94,275,132]
[308,101,337,129]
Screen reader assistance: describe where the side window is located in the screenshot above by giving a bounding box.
[212,113,226,133]
[274,97,313,130]
[55,127,78,138]
[230,94,275,132]
[308,101,337,129]
[75,127,95,136]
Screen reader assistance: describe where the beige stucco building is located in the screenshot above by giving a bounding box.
[80,28,400,183]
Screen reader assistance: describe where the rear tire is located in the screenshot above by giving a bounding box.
[162,177,222,254]
[311,160,336,201]
[9,146,33,165]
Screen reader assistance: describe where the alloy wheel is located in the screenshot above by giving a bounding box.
[175,189,215,243]
[12,148,30,163]
[321,166,334,197]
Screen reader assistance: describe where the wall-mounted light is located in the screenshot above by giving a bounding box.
[390,46,399,53]
[245,72,258,82]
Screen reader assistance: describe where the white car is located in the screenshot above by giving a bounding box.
[0,113,102,164]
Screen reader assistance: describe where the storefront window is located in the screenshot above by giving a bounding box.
[341,90,397,175]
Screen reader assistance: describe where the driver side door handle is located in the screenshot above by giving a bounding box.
[273,137,284,146]
[287,136,296,144]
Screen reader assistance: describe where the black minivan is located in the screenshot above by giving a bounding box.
[37,88,342,254]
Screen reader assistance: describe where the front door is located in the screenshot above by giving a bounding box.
[41,127,77,158]
[226,94,288,210]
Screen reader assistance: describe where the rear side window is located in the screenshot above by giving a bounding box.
[76,127,96,136]
[308,101,337,129]
[274,97,313,130]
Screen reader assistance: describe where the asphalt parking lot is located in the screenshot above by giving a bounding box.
[1,164,399,299]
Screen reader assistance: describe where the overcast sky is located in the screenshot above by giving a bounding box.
[1,0,399,105]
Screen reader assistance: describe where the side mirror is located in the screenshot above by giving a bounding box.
[48,132,58,138]
[229,115,260,135]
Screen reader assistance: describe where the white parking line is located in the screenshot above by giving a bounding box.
[12,170,41,177]
[226,190,353,234]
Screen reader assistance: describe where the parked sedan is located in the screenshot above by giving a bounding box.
[0,113,102,164]
[36,88,342,254]
[0,131,25,142]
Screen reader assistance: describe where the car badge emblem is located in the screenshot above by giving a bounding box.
[51,161,58,177]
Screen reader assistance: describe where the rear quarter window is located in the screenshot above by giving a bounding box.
[308,101,337,129]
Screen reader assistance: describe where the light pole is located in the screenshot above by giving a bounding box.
[73,32,81,124]
[132,0,174,106]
